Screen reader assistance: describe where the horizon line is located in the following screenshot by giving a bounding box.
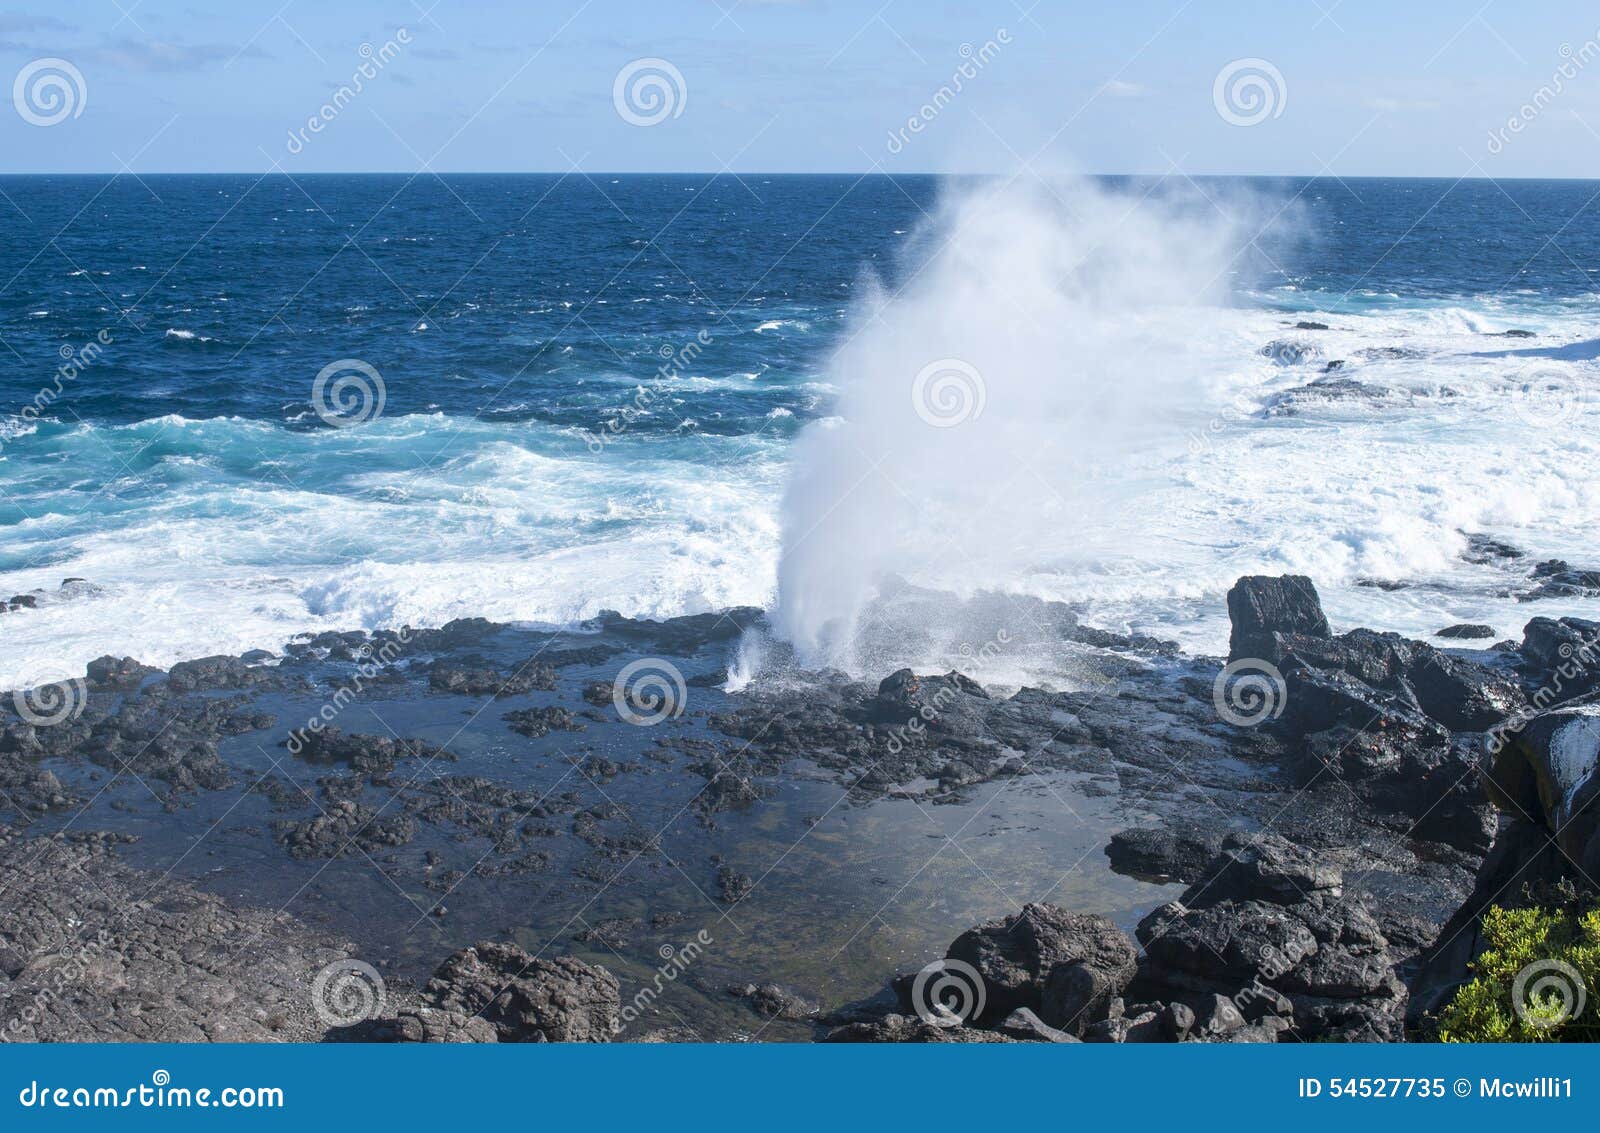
[1,170,1597,182]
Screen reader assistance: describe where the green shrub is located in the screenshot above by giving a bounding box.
[1436,897,1600,1043]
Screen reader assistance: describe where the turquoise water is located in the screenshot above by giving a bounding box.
[2,175,1599,685]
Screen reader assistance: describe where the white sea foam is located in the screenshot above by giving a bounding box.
[4,187,1600,690]
[766,176,1600,675]
[0,414,782,688]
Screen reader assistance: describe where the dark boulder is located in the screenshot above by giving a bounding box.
[946,903,1136,1028]
[1436,624,1495,640]
[1105,825,1226,884]
[1281,665,1443,741]
[1523,559,1600,601]
[1135,834,1406,1040]
[1483,705,1600,872]
[1200,832,1343,905]
[870,669,990,737]
[1461,534,1524,564]
[1405,645,1526,733]
[165,655,264,692]
[1139,897,1319,985]
[85,655,159,690]
[423,942,619,1042]
[1226,575,1331,663]
[1516,617,1600,704]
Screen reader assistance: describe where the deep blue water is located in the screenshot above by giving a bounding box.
[2,174,1599,685]
[2,175,1598,426]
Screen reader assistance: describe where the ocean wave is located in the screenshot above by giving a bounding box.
[5,258,1600,686]
[162,328,218,343]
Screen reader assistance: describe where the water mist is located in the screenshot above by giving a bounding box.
[770,175,1279,680]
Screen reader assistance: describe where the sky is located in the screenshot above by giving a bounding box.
[1,0,1599,177]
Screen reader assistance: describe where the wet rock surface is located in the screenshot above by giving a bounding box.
[0,567,1587,1042]
[1436,624,1496,640]
[1522,559,1600,602]
[0,827,352,1041]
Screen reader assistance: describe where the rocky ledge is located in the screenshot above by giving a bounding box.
[817,573,1600,1043]
[1,565,1596,1043]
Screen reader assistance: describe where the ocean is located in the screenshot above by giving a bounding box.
[2,173,1598,689]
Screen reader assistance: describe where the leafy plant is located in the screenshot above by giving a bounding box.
[1436,891,1600,1043]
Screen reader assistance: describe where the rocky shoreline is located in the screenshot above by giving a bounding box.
[1,561,1597,1042]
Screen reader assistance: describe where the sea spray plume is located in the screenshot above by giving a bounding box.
[773,176,1282,674]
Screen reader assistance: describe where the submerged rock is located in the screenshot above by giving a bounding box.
[715,865,754,905]
[1262,376,1399,417]
[1522,559,1600,601]
[1436,624,1495,640]
[1461,533,1524,564]
[727,982,818,1021]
